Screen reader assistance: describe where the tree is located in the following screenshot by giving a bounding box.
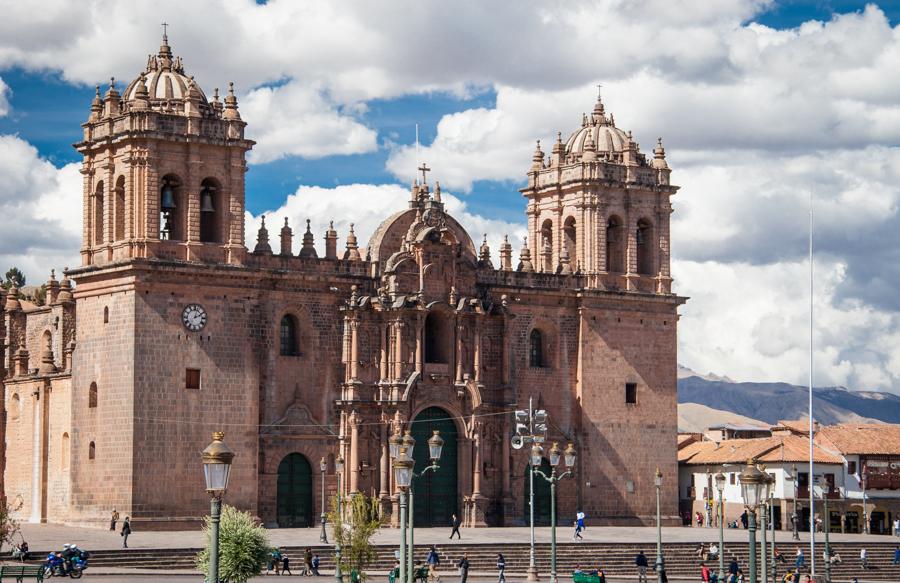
[0,496,23,554]
[328,492,383,580]
[196,505,270,583]
[2,267,25,290]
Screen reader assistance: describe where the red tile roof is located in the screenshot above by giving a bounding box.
[817,423,900,456]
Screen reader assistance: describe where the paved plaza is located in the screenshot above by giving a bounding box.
[15,522,899,552]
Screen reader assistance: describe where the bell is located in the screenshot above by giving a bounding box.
[200,189,215,213]
[160,184,176,210]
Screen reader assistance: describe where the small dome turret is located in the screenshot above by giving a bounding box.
[122,32,211,113]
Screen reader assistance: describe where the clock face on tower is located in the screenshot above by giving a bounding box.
[181,304,208,331]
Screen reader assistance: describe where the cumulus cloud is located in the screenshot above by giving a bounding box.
[0,135,81,282]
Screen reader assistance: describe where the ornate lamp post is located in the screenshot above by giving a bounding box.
[757,466,771,583]
[817,476,832,583]
[789,464,800,540]
[739,460,767,583]
[393,446,414,583]
[320,457,329,543]
[334,454,345,583]
[533,442,576,583]
[201,432,235,583]
[769,482,776,583]
[715,472,726,581]
[655,467,665,583]
[399,430,443,583]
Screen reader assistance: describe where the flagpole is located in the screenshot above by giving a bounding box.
[808,191,816,575]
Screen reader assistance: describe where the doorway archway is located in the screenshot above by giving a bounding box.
[411,407,458,526]
[277,453,314,527]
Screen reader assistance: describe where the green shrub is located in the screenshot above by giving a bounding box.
[196,504,270,583]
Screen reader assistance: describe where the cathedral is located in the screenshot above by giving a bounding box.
[1,35,684,529]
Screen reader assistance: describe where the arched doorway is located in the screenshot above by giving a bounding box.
[277,453,313,527]
[524,458,553,526]
[411,407,458,526]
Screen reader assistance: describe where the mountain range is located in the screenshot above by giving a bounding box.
[676,366,900,428]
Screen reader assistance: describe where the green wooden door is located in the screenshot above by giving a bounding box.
[524,458,553,526]
[411,407,458,527]
[277,453,313,527]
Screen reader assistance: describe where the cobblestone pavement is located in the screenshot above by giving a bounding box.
[15,523,900,552]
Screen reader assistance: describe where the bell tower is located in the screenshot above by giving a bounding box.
[520,90,677,293]
[75,33,255,267]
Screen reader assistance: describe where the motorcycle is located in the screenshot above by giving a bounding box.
[43,551,89,578]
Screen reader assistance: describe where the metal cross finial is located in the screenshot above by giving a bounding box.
[418,162,431,185]
[597,83,602,99]
[161,22,169,40]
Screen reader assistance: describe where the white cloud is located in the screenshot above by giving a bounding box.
[0,135,81,283]
[0,76,9,117]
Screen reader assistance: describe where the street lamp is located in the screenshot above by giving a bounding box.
[654,468,665,583]
[320,457,329,543]
[202,432,235,583]
[715,472,726,581]
[788,464,799,540]
[533,443,576,583]
[334,454,344,583]
[757,466,771,583]
[739,460,767,583]
[394,446,414,583]
[527,443,543,582]
[817,476,832,583]
[405,431,443,583]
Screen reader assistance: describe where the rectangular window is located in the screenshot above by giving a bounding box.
[186,368,201,390]
[848,461,857,475]
[730,473,736,485]
[625,382,637,404]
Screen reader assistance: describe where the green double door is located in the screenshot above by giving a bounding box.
[277,453,314,527]
[524,458,553,525]
[411,407,459,527]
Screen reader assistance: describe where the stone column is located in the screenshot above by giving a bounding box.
[597,203,608,273]
[455,322,465,383]
[473,321,482,382]
[349,412,360,493]
[473,427,483,498]
[393,320,404,382]
[379,422,389,499]
[349,319,360,383]
[414,313,423,374]
[379,322,389,383]
[29,385,43,522]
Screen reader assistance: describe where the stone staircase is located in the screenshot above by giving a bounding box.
[7,541,900,580]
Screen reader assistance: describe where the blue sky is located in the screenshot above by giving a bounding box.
[2,0,899,392]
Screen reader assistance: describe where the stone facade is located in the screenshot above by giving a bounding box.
[1,37,685,529]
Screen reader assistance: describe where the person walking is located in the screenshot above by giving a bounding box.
[795,548,805,570]
[573,519,584,541]
[312,553,321,576]
[427,544,441,579]
[120,516,131,548]
[110,508,120,531]
[729,556,739,578]
[450,514,462,539]
[283,553,293,576]
[740,511,749,529]
[635,550,649,583]
[457,554,469,583]
[304,548,313,576]
[701,562,711,582]
[496,553,506,583]
[860,547,868,569]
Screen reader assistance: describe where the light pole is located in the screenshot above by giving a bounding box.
[817,476,831,583]
[862,467,869,534]
[769,485,775,583]
[790,464,799,541]
[201,432,235,583]
[739,460,767,583]
[334,454,344,583]
[394,447,414,583]
[655,467,665,583]
[757,466,771,583]
[533,443,576,583]
[391,430,443,583]
[320,457,329,543]
[715,472,726,581]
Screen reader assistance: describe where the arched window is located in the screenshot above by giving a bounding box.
[61,433,70,470]
[88,441,96,460]
[9,393,20,421]
[103,306,109,324]
[564,216,577,268]
[159,175,183,241]
[114,175,126,241]
[199,177,222,243]
[529,329,544,368]
[636,218,654,275]
[540,219,554,273]
[42,330,53,355]
[606,215,625,273]
[89,382,98,409]
[93,181,105,246]
[424,311,450,364]
[280,315,299,356]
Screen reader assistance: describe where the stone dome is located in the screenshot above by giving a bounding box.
[563,94,629,158]
[123,34,210,109]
